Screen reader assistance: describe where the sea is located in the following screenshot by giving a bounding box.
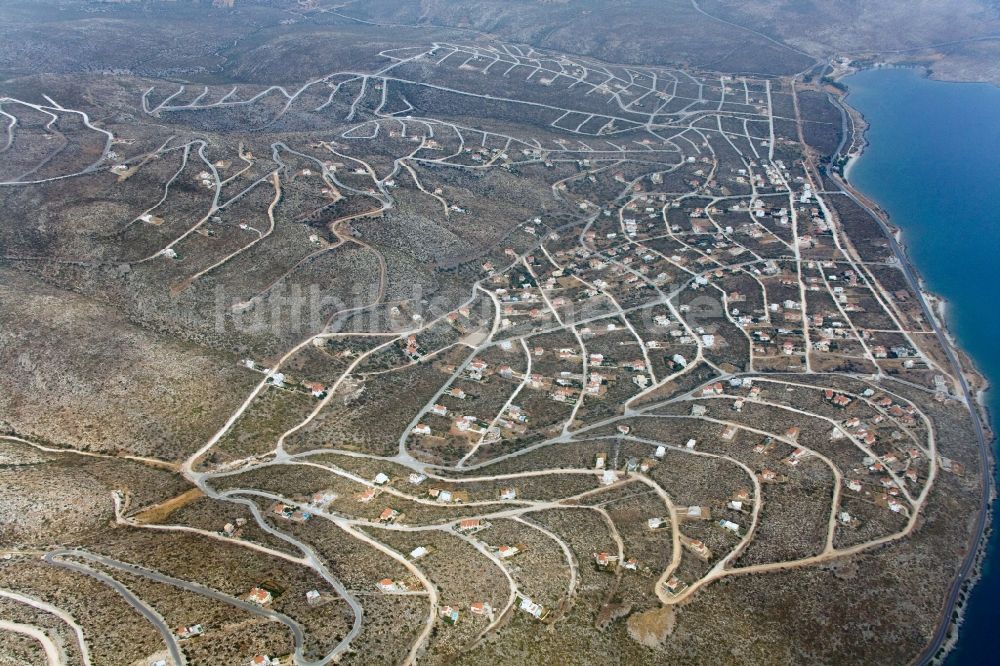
[843,66,1000,662]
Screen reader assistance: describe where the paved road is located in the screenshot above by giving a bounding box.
[44,550,186,666]
[45,548,353,666]
[827,89,992,666]
[2,48,978,665]
[209,497,364,664]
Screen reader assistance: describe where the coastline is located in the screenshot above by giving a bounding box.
[825,67,996,665]
[835,65,995,431]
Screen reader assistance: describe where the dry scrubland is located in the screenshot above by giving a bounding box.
[0,1,989,664]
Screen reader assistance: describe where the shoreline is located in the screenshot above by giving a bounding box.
[826,66,997,665]
[835,64,995,428]
[836,56,1000,91]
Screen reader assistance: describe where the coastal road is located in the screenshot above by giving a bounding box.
[826,88,992,666]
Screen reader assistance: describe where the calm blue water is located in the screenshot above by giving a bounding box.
[844,66,1000,663]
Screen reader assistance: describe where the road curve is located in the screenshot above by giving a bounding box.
[44,550,186,666]
[47,545,353,666]
[0,620,62,666]
[0,588,92,666]
[827,86,993,666]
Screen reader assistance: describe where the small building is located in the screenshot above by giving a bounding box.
[311,490,338,506]
[470,601,492,615]
[175,624,204,639]
[719,519,740,534]
[246,587,272,606]
[594,552,618,568]
[458,518,481,532]
[498,545,520,559]
[518,595,546,619]
[702,382,724,396]
[684,506,710,520]
[304,381,326,397]
[686,539,711,560]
